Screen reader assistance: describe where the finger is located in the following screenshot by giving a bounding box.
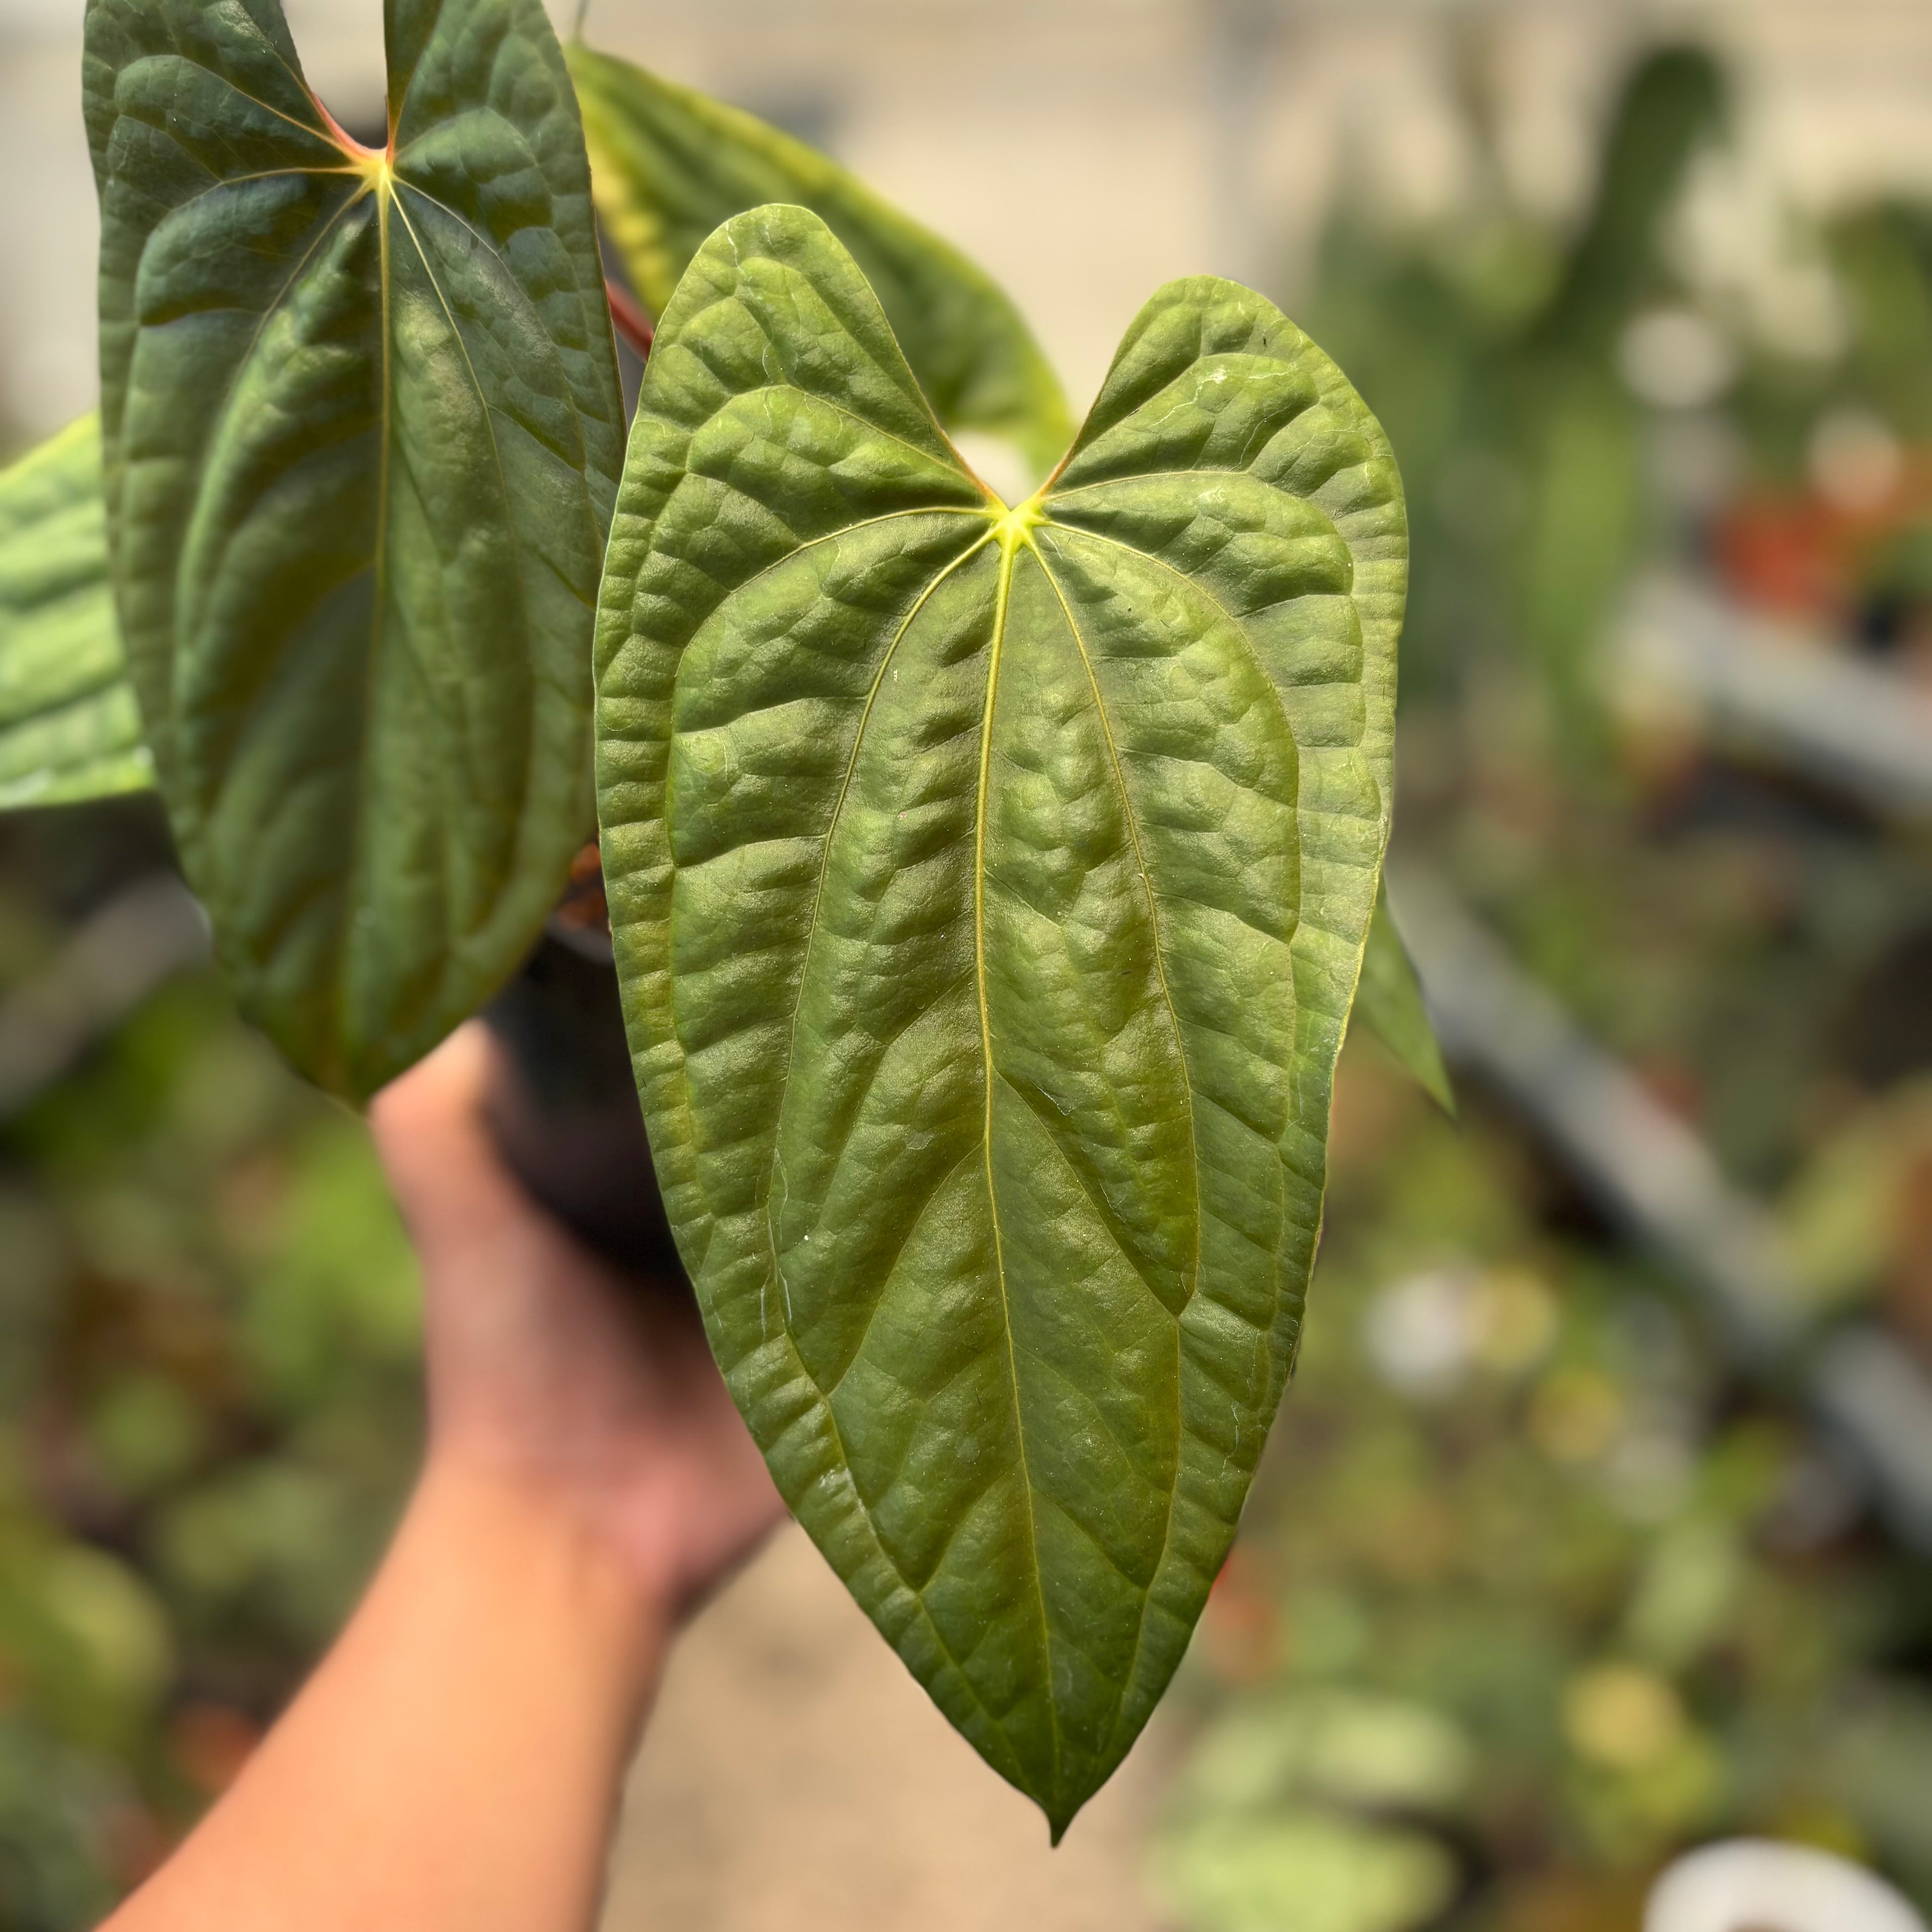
[368,1022,525,1249]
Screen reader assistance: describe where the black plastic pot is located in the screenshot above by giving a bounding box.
[480,920,689,1291]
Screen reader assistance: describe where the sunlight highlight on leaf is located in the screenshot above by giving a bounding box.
[0,418,151,812]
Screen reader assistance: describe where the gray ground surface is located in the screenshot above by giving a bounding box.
[601,1523,1171,1932]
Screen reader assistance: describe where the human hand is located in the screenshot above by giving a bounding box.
[107,1024,784,1932]
[369,1022,786,1629]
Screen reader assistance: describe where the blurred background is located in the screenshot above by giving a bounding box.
[3,1,1931,1927]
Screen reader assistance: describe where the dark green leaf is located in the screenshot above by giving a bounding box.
[1355,886,1455,1115]
[564,45,1074,477]
[0,418,151,811]
[86,0,624,1098]
[596,206,1405,1832]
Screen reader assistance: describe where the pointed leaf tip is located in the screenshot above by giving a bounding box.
[1355,886,1457,1117]
[595,207,1406,1822]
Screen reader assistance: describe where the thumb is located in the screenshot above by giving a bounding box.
[368,1022,525,1256]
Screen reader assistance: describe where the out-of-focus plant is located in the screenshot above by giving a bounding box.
[1307,39,1932,741]
[0,809,421,1927]
[1155,34,1932,1932]
[1155,1048,1932,1932]
[1300,46,1726,744]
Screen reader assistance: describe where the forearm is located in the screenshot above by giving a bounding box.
[108,1460,665,1932]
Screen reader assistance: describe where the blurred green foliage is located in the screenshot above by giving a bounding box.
[1300,47,1729,735]
[1159,1052,1932,1932]
[0,803,420,1929]
[2,30,1931,1932]
[1156,36,1932,1932]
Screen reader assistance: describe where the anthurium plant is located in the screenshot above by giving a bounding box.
[0,0,1445,1834]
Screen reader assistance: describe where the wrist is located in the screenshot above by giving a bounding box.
[406,1452,673,1716]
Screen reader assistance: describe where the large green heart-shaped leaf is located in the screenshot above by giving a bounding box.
[85,0,624,1098]
[0,417,151,811]
[596,206,1405,1832]
[564,44,1073,478]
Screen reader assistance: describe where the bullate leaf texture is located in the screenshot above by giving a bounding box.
[0,417,151,811]
[85,0,624,1099]
[596,206,1407,1835]
[565,45,1074,478]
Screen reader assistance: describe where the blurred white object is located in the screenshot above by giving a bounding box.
[1619,308,1738,411]
[1363,1269,1476,1396]
[1614,575,1932,825]
[1363,1264,1557,1399]
[1645,1838,1926,1932]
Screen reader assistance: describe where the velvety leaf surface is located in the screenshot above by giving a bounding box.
[0,417,151,810]
[1355,887,1455,1115]
[565,45,1073,477]
[597,206,1405,1832]
[86,0,624,1098]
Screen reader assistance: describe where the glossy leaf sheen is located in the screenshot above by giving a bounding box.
[0,418,151,810]
[1356,888,1455,1115]
[565,45,1073,476]
[86,0,624,1097]
[597,208,1405,1833]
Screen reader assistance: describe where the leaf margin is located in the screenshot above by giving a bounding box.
[565,41,1075,476]
[595,201,1407,1832]
[83,0,626,1099]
